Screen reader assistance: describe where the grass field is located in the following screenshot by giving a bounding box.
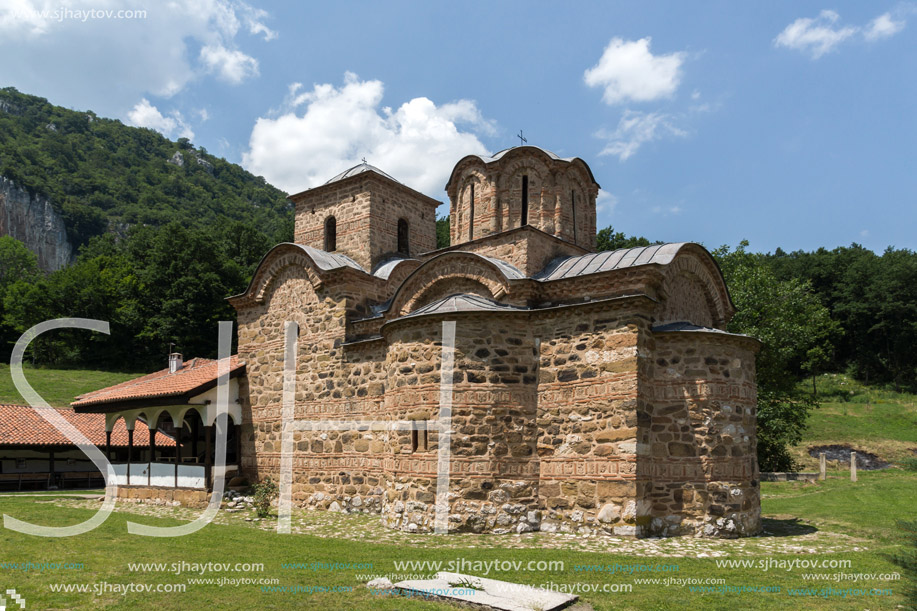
[0,363,141,407]
[0,368,914,610]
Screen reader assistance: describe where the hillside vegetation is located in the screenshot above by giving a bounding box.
[0,87,292,250]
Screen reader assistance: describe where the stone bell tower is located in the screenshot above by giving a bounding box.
[289,162,441,272]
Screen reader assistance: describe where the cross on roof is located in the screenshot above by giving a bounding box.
[517,130,527,146]
[361,157,367,164]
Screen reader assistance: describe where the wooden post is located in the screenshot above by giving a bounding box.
[204,425,213,491]
[234,423,242,469]
[127,429,133,485]
[819,452,826,481]
[106,430,112,462]
[175,423,181,488]
[49,449,55,489]
[192,417,199,462]
[850,451,857,482]
[149,426,156,486]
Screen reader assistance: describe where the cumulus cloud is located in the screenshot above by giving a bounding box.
[243,73,495,197]
[0,0,274,117]
[864,12,906,41]
[595,110,687,161]
[775,9,908,58]
[127,99,194,140]
[200,44,259,83]
[584,37,685,105]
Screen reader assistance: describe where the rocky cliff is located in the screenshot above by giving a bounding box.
[0,176,73,271]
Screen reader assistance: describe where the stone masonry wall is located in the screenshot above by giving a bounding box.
[293,181,373,270]
[367,182,437,266]
[380,314,541,534]
[533,304,648,535]
[642,331,760,537]
[436,227,587,278]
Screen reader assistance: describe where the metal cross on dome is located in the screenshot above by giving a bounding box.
[517,130,527,146]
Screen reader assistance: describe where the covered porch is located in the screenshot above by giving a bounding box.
[71,355,246,493]
[104,403,242,490]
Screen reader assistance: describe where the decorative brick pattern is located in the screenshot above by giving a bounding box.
[226,148,761,538]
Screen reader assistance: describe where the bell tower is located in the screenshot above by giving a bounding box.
[289,163,441,271]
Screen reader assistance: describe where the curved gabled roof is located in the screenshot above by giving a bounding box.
[486,145,571,162]
[399,293,529,320]
[324,162,401,185]
[294,244,364,272]
[477,255,525,280]
[445,145,599,190]
[535,243,688,281]
[372,256,417,280]
[227,242,366,305]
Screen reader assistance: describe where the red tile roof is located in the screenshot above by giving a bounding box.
[0,404,174,447]
[71,356,244,409]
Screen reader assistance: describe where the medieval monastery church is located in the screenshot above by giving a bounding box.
[74,145,761,538]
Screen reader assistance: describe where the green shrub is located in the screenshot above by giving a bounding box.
[252,477,278,518]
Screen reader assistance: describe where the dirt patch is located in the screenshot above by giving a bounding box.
[808,444,890,470]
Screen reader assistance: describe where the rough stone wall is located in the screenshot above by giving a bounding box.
[117,486,210,509]
[381,314,541,534]
[0,176,73,271]
[367,182,437,265]
[292,181,373,269]
[643,331,760,537]
[447,151,598,252]
[434,226,588,277]
[292,176,439,272]
[532,304,648,535]
[658,273,715,327]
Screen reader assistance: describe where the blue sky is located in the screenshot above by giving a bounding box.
[1,1,915,253]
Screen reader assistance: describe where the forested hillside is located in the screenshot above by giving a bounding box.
[0,87,292,251]
[0,87,293,370]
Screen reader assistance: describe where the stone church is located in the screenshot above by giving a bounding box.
[228,145,761,538]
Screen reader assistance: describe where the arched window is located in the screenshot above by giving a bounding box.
[468,183,475,241]
[324,216,336,251]
[397,218,409,256]
[521,175,529,226]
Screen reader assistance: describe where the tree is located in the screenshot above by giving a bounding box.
[0,236,42,359]
[713,241,838,471]
[436,216,450,249]
[595,225,655,252]
[0,236,40,286]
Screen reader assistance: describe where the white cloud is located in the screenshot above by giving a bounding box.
[596,110,687,161]
[0,0,274,117]
[864,12,905,41]
[584,37,685,105]
[127,99,194,140]
[243,73,495,197]
[775,9,908,58]
[596,189,618,217]
[651,205,682,216]
[774,10,858,59]
[200,44,259,84]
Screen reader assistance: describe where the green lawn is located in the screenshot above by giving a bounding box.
[0,363,141,407]
[0,368,913,609]
[0,476,911,611]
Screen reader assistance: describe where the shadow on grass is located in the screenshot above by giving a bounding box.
[759,516,818,537]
